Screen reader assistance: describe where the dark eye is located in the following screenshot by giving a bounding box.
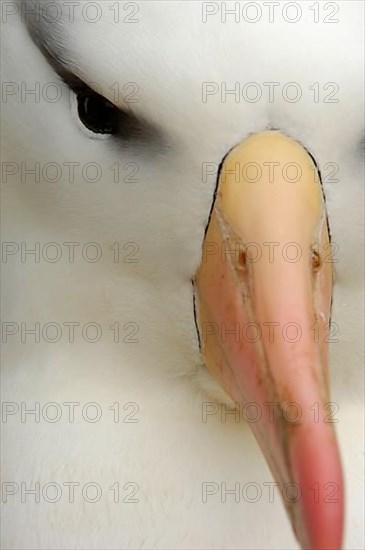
[77,90,119,135]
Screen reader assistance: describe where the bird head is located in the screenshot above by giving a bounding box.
[4,1,364,548]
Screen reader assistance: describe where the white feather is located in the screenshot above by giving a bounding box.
[1,1,364,548]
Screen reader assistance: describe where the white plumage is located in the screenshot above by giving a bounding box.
[1,1,364,548]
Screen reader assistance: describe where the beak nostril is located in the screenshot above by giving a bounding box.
[238,248,247,271]
[311,248,321,273]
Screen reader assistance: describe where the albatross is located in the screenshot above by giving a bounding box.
[1,1,364,548]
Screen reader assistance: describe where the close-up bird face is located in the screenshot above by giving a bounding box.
[1,1,364,549]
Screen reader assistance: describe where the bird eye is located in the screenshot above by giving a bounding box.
[77,90,119,135]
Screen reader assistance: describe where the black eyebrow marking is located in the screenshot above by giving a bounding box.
[22,3,167,146]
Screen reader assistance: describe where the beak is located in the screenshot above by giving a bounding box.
[195,132,344,549]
